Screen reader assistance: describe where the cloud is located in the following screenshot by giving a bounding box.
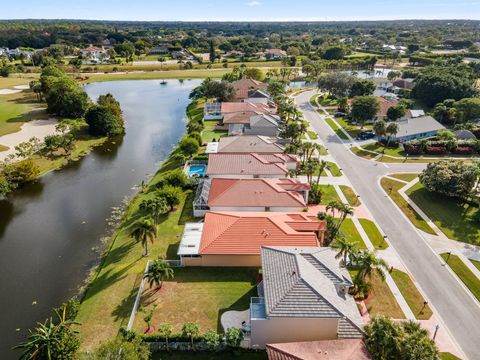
[246,1,262,6]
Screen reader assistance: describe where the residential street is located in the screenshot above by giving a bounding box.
[296,90,480,360]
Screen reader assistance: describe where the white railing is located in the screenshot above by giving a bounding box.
[127,260,150,330]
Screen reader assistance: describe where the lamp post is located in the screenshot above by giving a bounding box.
[433,324,440,341]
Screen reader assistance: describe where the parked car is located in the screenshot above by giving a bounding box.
[333,112,346,118]
[356,131,375,140]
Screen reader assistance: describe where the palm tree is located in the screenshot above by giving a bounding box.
[333,237,358,267]
[355,250,389,283]
[315,160,327,185]
[304,158,319,184]
[140,197,168,225]
[385,122,399,147]
[144,259,174,290]
[131,218,157,257]
[373,120,387,141]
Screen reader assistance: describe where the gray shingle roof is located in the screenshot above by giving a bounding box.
[261,246,363,331]
[391,116,445,138]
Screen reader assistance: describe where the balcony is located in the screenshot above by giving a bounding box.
[250,297,267,320]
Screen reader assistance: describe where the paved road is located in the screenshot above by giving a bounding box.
[296,90,480,359]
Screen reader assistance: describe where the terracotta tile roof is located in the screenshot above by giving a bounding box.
[376,97,398,117]
[208,178,309,208]
[199,212,324,255]
[220,102,273,114]
[216,136,286,154]
[265,48,287,56]
[266,339,371,360]
[231,79,268,100]
[206,153,297,176]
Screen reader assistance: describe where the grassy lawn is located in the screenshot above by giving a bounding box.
[380,177,436,235]
[441,253,480,301]
[362,142,405,157]
[326,161,342,177]
[318,184,342,205]
[339,185,361,207]
[358,219,389,250]
[152,351,268,360]
[133,267,258,334]
[351,147,378,160]
[0,75,49,137]
[336,117,372,139]
[339,219,367,249]
[82,69,231,83]
[406,182,480,244]
[307,130,318,140]
[439,352,462,360]
[317,94,338,107]
[309,94,319,107]
[470,259,480,272]
[0,144,8,152]
[325,118,349,140]
[390,173,418,183]
[390,270,432,320]
[349,269,405,319]
[202,120,227,143]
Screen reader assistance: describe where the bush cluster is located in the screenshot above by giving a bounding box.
[403,139,480,155]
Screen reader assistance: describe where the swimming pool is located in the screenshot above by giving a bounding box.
[188,165,207,177]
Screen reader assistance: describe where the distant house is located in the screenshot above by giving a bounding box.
[266,339,371,360]
[206,135,287,154]
[80,45,109,63]
[193,178,309,216]
[393,78,414,90]
[265,49,288,59]
[149,46,169,55]
[382,44,407,54]
[387,116,445,142]
[375,97,411,121]
[248,246,363,349]
[177,213,325,267]
[206,153,297,179]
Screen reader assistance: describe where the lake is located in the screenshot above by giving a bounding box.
[0,79,201,358]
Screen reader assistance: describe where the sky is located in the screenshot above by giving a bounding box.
[1,0,480,21]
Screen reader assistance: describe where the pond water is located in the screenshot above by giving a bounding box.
[0,79,201,358]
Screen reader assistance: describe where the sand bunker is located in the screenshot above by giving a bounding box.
[0,89,22,95]
[13,85,30,90]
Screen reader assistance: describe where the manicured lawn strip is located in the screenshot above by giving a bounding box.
[380,178,436,235]
[406,182,480,244]
[470,259,480,272]
[339,219,367,250]
[351,147,377,159]
[440,253,480,301]
[390,173,418,183]
[152,351,268,360]
[317,94,338,106]
[390,270,432,320]
[133,267,258,334]
[439,352,462,360]
[202,120,227,143]
[0,144,8,152]
[336,117,372,138]
[362,142,405,157]
[318,184,342,205]
[309,94,319,107]
[339,185,361,207]
[325,118,348,140]
[348,269,405,319]
[326,161,342,177]
[307,130,318,140]
[358,219,389,250]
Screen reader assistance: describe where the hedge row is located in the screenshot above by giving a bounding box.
[403,139,480,155]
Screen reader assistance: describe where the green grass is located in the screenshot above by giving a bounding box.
[133,267,258,334]
[470,259,480,272]
[318,145,328,155]
[339,219,367,250]
[390,173,418,183]
[307,130,318,140]
[406,182,480,244]
[336,117,372,138]
[348,269,405,319]
[380,178,436,235]
[441,253,480,301]
[362,142,405,158]
[358,219,389,250]
[339,185,361,207]
[309,94,319,107]
[0,144,8,152]
[390,270,432,320]
[317,94,339,107]
[351,147,378,159]
[202,120,227,143]
[318,184,342,205]
[326,161,342,177]
[152,351,268,360]
[439,352,462,360]
[325,118,348,140]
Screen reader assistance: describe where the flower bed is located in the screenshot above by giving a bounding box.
[425,146,447,155]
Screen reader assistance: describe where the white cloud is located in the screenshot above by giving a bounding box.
[246,1,262,6]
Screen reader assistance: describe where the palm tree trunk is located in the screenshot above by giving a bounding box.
[144,240,148,257]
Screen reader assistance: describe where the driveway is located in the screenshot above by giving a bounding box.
[296,90,480,359]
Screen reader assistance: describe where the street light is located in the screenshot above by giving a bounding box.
[433,324,440,341]
[446,251,452,264]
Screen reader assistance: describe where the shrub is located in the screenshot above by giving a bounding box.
[425,146,447,155]
[156,185,182,211]
[308,183,323,205]
[453,146,474,155]
[403,143,423,155]
[3,159,40,185]
[85,105,125,137]
[188,131,203,146]
[155,169,188,189]
[178,137,200,156]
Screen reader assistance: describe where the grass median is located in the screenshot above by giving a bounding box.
[325,118,349,140]
[441,253,480,302]
[358,218,388,250]
[339,185,361,207]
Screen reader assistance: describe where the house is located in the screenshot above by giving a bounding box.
[375,97,411,121]
[393,78,414,90]
[265,49,288,59]
[178,213,325,267]
[226,113,282,136]
[193,178,310,216]
[245,89,271,105]
[249,246,363,349]
[204,101,274,120]
[266,339,371,360]
[206,153,297,179]
[80,45,109,63]
[206,135,287,154]
[232,79,269,101]
[387,116,446,142]
[382,44,407,54]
